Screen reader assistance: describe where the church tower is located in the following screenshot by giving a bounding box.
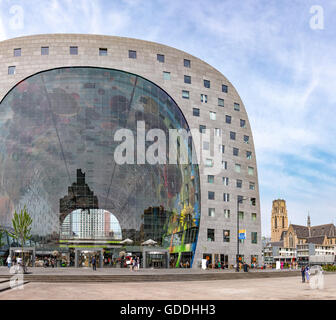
[271,199,289,242]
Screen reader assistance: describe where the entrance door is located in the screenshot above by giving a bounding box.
[146,252,167,268]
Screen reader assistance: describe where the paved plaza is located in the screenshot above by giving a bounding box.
[0,272,335,300]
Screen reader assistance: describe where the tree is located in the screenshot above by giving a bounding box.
[7,206,33,273]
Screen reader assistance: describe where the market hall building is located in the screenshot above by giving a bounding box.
[0,34,261,269]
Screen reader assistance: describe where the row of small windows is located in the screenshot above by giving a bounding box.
[182,91,236,106]
[208,208,257,221]
[207,193,256,205]
[194,110,247,127]
[203,143,252,159]
[205,160,255,175]
[207,176,255,190]
[207,229,258,244]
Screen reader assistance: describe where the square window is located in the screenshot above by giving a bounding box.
[203,141,210,150]
[235,164,241,173]
[251,232,258,244]
[225,115,232,124]
[223,193,230,202]
[182,90,189,99]
[204,79,210,88]
[200,125,206,133]
[209,111,216,120]
[157,54,164,62]
[206,158,213,167]
[239,211,244,220]
[207,229,215,242]
[184,59,191,68]
[70,46,78,55]
[240,119,246,128]
[224,210,230,219]
[208,175,214,183]
[223,230,230,242]
[218,98,224,107]
[129,50,136,59]
[233,148,239,156]
[201,94,208,103]
[252,213,257,221]
[246,151,252,159]
[219,145,225,154]
[214,128,221,136]
[8,66,15,75]
[230,132,236,140]
[223,177,229,186]
[163,71,171,80]
[41,47,49,55]
[184,75,191,84]
[99,48,108,56]
[244,135,249,144]
[208,208,215,217]
[193,108,200,117]
[236,179,242,188]
[222,161,227,170]
[249,182,255,190]
[222,84,228,93]
[251,198,256,206]
[14,48,21,57]
[234,103,240,111]
[208,191,215,200]
[248,167,254,176]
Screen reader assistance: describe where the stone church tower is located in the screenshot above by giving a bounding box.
[271,199,289,242]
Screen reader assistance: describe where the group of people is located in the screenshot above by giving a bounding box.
[43,257,56,268]
[301,265,310,283]
[129,256,139,271]
[6,255,22,268]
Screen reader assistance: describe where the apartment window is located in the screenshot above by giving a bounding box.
[203,141,210,150]
[223,230,230,242]
[234,103,240,111]
[182,90,189,99]
[248,167,254,176]
[208,175,214,183]
[209,111,216,120]
[246,151,252,159]
[208,191,215,200]
[214,128,221,136]
[251,232,258,244]
[208,208,215,217]
[184,59,191,68]
[233,148,239,156]
[204,79,210,88]
[223,177,229,186]
[41,47,49,55]
[239,211,244,220]
[219,145,225,154]
[240,119,246,128]
[230,132,236,140]
[128,50,136,59]
[184,75,191,84]
[236,179,242,188]
[235,164,241,173]
[224,209,230,219]
[207,229,215,242]
[201,94,208,103]
[223,193,230,202]
[222,161,227,170]
[244,135,249,144]
[200,125,206,133]
[157,54,164,62]
[249,182,255,190]
[193,108,200,117]
[222,84,228,93]
[70,46,78,55]
[206,159,213,167]
[225,115,232,124]
[218,98,224,107]
[163,71,171,80]
[252,213,257,221]
[99,48,108,56]
[14,48,21,57]
[251,198,256,206]
[8,66,16,75]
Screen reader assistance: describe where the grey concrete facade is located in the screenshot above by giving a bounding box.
[0,34,262,267]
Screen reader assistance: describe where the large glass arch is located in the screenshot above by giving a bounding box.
[0,67,201,267]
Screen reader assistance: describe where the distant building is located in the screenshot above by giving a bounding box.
[271,199,288,242]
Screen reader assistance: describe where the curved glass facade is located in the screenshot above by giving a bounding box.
[0,67,200,267]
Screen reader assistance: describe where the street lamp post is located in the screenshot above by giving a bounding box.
[236,196,247,272]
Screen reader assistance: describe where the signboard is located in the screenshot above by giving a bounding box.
[201,259,207,270]
[238,229,246,240]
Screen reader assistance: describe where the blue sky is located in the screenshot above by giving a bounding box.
[0,0,336,236]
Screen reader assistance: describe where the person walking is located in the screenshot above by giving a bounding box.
[305,265,310,283]
[92,256,96,271]
[6,255,11,268]
[301,265,305,283]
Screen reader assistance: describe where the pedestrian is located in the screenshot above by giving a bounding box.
[6,255,11,268]
[301,265,305,282]
[305,265,310,283]
[92,256,96,271]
